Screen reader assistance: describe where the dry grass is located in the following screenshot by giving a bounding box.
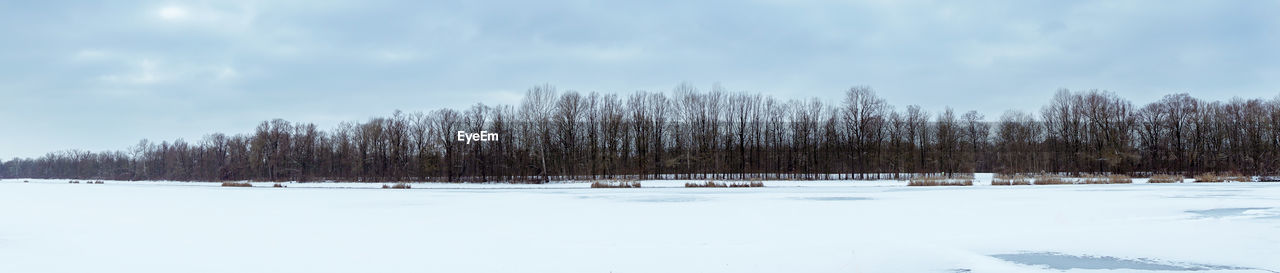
[68,180,80,184]
[1028,174,1132,185]
[591,180,642,188]
[92,180,104,184]
[992,174,1032,186]
[1147,174,1182,183]
[1033,175,1071,185]
[272,183,286,188]
[1223,172,1251,182]
[221,182,252,187]
[1194,173,1224,183]
[1109,175,1134,184]
[686,181,726,188]
[907,175,973,186]
[907,180,974,186]
[685,181,765,188]
[1083,174,1132,184]
[510,178,548,184]
[728,182,765,187]
[382,183,412,189]
[1196,172,1250,182]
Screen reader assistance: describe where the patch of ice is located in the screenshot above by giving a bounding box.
[630,196,701,203]
[796,196,872,201]
[991,252,1255,271]
[1186,207,1274,219]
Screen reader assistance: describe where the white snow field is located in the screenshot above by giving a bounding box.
[2,177,1279,273]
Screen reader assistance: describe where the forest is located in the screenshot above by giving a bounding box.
[3,84,1279,182]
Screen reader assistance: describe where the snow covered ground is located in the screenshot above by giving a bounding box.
[1,177,1278,273]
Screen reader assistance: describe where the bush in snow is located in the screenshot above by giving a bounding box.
[907,175,973,186]
[728,182,765,187]
[1194,173,1225,183]
[1224,172,1252,182]
[510,178,547,184]
[382,183,412,189]
[1032,175,1070,185]
[221,182,252,187]
[591,180,641,188]
[1082,175,1132,184]
[992,174,1031,186]
[1195,172,1250,183]
[684,181,763,188]
[686,181,727,187]
[1148,174,1182,183]
[273,183,286,188]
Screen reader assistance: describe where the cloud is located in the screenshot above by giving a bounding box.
[157,6,187,20]
[71,49,111,61]
[370,49,426,63]
[0,0,1277,159]
[215,66,238,80]
[145,2,259,36]
[70,49,241,88]
[99,59,164,85]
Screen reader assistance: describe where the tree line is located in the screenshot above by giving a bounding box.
[3,84,1279,182]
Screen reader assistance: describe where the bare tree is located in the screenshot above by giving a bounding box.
[961,110,989,172]
[520,84,557,182]
[842,86,887,179]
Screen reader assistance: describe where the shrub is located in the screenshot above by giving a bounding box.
[1109,175,1133,184]
[683,181,763,188]
[272,183,286,188]
[68,180,80,184]
[908,175,973,186]
[907,181,973,186]
[1148,174,1182,183]
[907,176,937,186]
[93,180,104,184]
[1194,173,1224,183]
[685,181,727,188]
[1082,174,1132,184]
[1222,172,1251,182]
[1258,176,1280,182]
[382,183,412,189]
[1195,172,1250,182]
[1081,175,1103,184]
[992,174,1031,186]
[591,180,641,188]
[1033,175,1070,185]
[511,178,547,184]
[221,182,253,187]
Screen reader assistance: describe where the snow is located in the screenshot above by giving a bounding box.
[1,177,1278,273]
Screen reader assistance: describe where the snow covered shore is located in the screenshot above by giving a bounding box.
[1,177,1277,272]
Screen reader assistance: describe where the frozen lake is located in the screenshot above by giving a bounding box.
[1,178,1278,273]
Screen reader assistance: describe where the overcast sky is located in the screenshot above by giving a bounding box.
[1,0,1277,159]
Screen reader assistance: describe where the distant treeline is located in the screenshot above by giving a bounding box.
[3,84,1279,182]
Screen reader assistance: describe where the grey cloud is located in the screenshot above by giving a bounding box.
[1,0,1277,159]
